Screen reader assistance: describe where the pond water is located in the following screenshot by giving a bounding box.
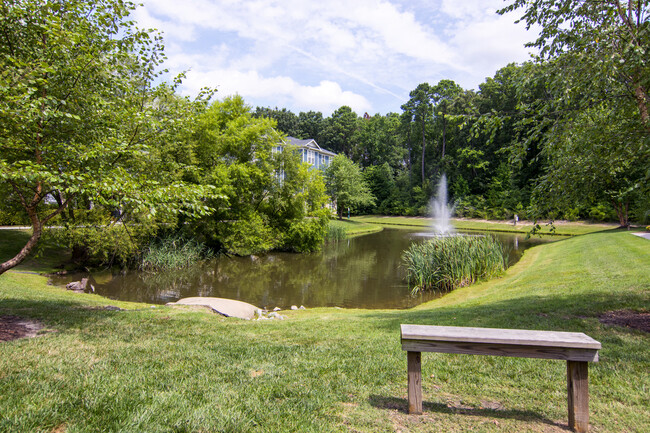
[50,228,555,309]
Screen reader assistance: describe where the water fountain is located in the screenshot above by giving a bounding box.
[430,174,454,235]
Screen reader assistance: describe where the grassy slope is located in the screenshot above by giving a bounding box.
[0,231,649,432]
[353,215,618,236]
[328,218,383,237]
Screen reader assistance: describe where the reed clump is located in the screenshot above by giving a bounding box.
[402,235,507,294]
[325,222,347,241]
[140,235,212,271]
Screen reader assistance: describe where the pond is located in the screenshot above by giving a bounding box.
[50,228,556,309]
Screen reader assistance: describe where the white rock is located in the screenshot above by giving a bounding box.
[290,305,298,310]
[273,307,282,311]
[299,305,306,310]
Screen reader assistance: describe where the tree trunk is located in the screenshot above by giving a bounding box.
[421,118,426,185]
[441,110,446,159]
[612,200,629,228]
[0,209,43,275]
[634,84,650,132]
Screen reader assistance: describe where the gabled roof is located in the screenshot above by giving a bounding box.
[285,136,337,157]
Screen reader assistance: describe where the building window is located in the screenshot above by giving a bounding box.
[307,150,315,165]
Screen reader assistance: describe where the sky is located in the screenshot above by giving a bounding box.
[134,0,538,116]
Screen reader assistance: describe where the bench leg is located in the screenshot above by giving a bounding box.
[407,351,422,414]
[567,361,589,432]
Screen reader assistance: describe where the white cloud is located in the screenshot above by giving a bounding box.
[138,0,538,114]
[181,69,372,114]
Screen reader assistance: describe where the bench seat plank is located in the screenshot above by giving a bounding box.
[401,324,601,351]
[401,339,599,362]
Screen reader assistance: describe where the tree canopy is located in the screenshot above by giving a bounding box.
[0,0,221,273]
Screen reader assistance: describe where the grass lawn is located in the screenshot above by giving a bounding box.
[328,218,384,237]
[1,229,649,432]
[352,215,619,236]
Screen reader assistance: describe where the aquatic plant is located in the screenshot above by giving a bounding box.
[140,235,212,271]
[325,222,347,241]
[402,235,507,294]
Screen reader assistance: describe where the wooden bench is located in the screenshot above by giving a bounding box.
[401,324,601,433]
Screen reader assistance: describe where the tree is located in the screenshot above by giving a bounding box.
[534,103,648,226]
[500,1,650,225]
[191,96,329,254]
[297,111,325,142]
[430,80,463,160]
[401,83,434,186]
[321,106,359,156]
[253,107,301,137]
[500,1,650,131]
[0,0,213,274]
[324,155,375,219]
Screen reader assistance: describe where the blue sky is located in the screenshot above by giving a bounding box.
[135,0,538,116]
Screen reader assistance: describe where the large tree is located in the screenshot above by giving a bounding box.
[324,155,375,219]
[501,0,649,130]
[0,0,212,274]
[500,1,650,225]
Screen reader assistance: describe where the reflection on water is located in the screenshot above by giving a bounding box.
[50,228,554,309]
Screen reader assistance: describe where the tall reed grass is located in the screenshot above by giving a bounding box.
[140,235,212,271]
[325,222,347,241]
[402,235,507,294]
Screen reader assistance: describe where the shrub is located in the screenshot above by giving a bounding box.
[220,214,279,256]
[402,235,507,294]
[284,215,328,252]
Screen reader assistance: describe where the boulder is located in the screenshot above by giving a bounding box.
[66,278,88,292]
[168,297,260,320]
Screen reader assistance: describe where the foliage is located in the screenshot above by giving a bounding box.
[324,154,375,219]
[402,235,507,294]
[190,96,330,255]
[49,222,158,268]
[284,213,329,252]
[498,1,650,225]
[0,0,215,274]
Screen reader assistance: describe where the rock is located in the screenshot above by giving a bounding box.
[255,308,263,317]
[291,305,298,310]
[268,312,280,319]
[273,307,282,311]
[66,277,88,292]
[299,305,306,310]
[169,297,261,320]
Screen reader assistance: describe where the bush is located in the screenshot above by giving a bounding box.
[284,215,327,252]
[50,223,156,268]
[220,214,279,256]
[402,235,507,294]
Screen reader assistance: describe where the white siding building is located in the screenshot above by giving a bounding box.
[279,137,337,170]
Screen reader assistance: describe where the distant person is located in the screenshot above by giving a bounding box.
[514,214,519,226]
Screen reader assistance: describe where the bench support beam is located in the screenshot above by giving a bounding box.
[407,351,422,415]
[567,361,589,433]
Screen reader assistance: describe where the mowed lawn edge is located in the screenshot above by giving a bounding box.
[0,230,648,432]
[352,215,619,236]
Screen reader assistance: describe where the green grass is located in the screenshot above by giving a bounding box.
[327,218,383,238]
[1,230,649,432]
[0,229,68,274]
[353,215,618,236]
